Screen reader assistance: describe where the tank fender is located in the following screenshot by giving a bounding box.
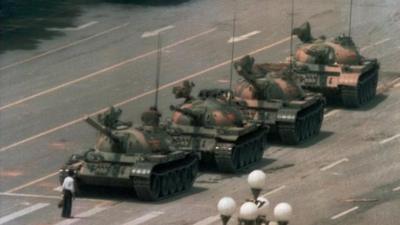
[276,108,299,123]
[130,163,155,178]
[338,71,360,87]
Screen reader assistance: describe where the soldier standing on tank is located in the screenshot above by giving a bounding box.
[61,170,75,218]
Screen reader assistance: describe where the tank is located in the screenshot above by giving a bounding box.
[167,81,268,173]
[59,107,199,201]
[292,21,380,107]
[233,55,325,145]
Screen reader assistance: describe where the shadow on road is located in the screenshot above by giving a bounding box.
[76,184,207,204]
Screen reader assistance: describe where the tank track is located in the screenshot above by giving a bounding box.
[214,130,266,173]
[341,67,379,107]
[277,100,325,145]
[132,155,198,201]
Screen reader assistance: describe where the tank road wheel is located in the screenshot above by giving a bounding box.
[167,173,177,194]
[150,175,161,199]
[160,175,169,197]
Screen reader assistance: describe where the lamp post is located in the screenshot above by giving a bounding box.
[217,170,292,225]
[218,197,237,225]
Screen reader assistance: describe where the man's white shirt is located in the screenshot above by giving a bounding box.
[62,176,75,193]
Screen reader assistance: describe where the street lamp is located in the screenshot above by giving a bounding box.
[218,197,237,225]
[217,170,292,225]
[238,202,258,225]
[247,170,266,200]
[273,202,292,225]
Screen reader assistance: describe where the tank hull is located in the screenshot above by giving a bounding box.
[60,152,198,201]
[168,124,267,173]
[294,59,379,107]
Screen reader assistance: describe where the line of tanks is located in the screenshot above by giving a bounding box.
[59,21,379,201]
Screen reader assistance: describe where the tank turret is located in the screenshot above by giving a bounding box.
[59,107,199,201]
[233,55,325,145]
[292,21,379,107]
[168,81,267,172]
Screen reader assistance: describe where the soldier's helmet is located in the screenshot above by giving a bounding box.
[292,21,314,43]
[172,80,195,99]
[141,106,162,127]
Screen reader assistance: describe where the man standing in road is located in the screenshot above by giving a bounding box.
[61,170,75,218]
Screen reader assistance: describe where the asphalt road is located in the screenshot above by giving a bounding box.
[0,0,399,224]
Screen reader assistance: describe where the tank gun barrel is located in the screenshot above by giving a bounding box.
[169,105,200,120]
[85,116,120,142]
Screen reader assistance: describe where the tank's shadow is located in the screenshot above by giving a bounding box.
[0,0,83,53]
[196,158,277,183]
[267,131,334,149]
[326,93,387,111]
[76,185,207,204]
[104,0,192,6]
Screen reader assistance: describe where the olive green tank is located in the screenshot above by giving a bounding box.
[292,21,380,107]
[167,81,267,173]
[59,107,199,201]
[233,55,325,145]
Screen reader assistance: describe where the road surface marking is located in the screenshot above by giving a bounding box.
[331,206,359,220]
[394,82,400,88]
[54,186,63,192]
[193,215,220,225]
[360,38,391,51]
[380,133,400,144]
[142,25,175,38]
[228,30,261,43]
[0,192,60,199]
[0,28,216,112]
[49,21,99,31]
[393,186,400,192]
[54,206,109,225]
[324,109,339,118]
[0,23,130,71]
[5,171,59,193]
[0,35,290,154]
[0,203,49,225]
[262,185,286,197]
[122,211,164,225]
[320,158,349,171]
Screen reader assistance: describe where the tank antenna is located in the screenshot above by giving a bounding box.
[154,33,162,110]
[229,0,237,90]
[289,0,295,73]
[348,0,353,36]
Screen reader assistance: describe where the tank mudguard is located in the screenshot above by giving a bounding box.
[130,163,155,178]
[338,72,360,87]
[276,108,298,123]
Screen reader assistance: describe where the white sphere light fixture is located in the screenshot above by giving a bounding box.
[274,202,293,222]
[256,196,270,217]
[239,202,258,221]
[248,170,266,190]
[217,197,237,216]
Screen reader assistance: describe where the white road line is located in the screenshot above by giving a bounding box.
[141,25,175,38]
[0,35,290,154]
[393,186,400,192]
[54,206,109,225]
[0,28,216,113]
[331,206,359,220]
[122,211,164,225]
[324,109,339,118]
[394,82,400,88]
[228,30,261,43]
[360,38,391,51]
[53,186,63,192]
[0,192,60,199]
[0,203,49,225]
[5,171,59,193]
[193,215,220,225]
[262,185,286,197]
[320,158,349,171]
[0,23,130,71]
[49,21,99,31]
[380,133,400,144]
